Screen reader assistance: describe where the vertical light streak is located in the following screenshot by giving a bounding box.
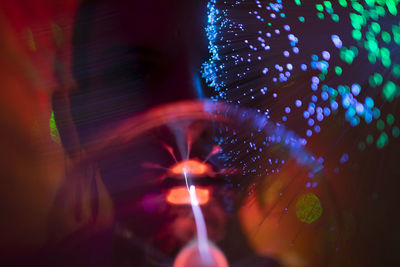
[183,169,213,265]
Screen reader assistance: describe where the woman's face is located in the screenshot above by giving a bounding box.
[70,0,250,263]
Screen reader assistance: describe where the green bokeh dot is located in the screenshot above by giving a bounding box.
[377,119,385,131]
[392,64,400,78]
[332,14,339,22]
[296,193,323,224]
[393,126,400,138]
[387,114,395,125]
[352,29,362,40]
[382,31,391,43]
[383,81,398,102]
[324,1,332,9]
[376,132,388,149]
[358,142,366,151]
[371,22,381,34]
[335,66,342,75]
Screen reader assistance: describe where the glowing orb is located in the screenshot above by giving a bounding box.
[166,186,210,205]
[170,160,212,176]
[295,193,322,224]
[174,242,228,267]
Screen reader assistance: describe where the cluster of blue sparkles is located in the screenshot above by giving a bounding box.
[202,0,226,99]
[202,0,400,173]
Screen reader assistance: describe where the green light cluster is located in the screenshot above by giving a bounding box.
[335,0,400,146]
[292,0,399,149]
[360,113,398,149]
[346,0,400,104]
[315,1,341,21]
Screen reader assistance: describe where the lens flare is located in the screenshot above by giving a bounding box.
[166,186,210,205]
[170,160,212,177]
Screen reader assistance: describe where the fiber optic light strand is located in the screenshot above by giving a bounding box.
[183,169,213,265]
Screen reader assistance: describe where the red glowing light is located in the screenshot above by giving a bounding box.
[166,186,210,205]
[170,160,211,176]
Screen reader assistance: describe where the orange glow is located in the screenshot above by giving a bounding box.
[174,242,228,267]
[170,159,211,176]
[166,186,210,205]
